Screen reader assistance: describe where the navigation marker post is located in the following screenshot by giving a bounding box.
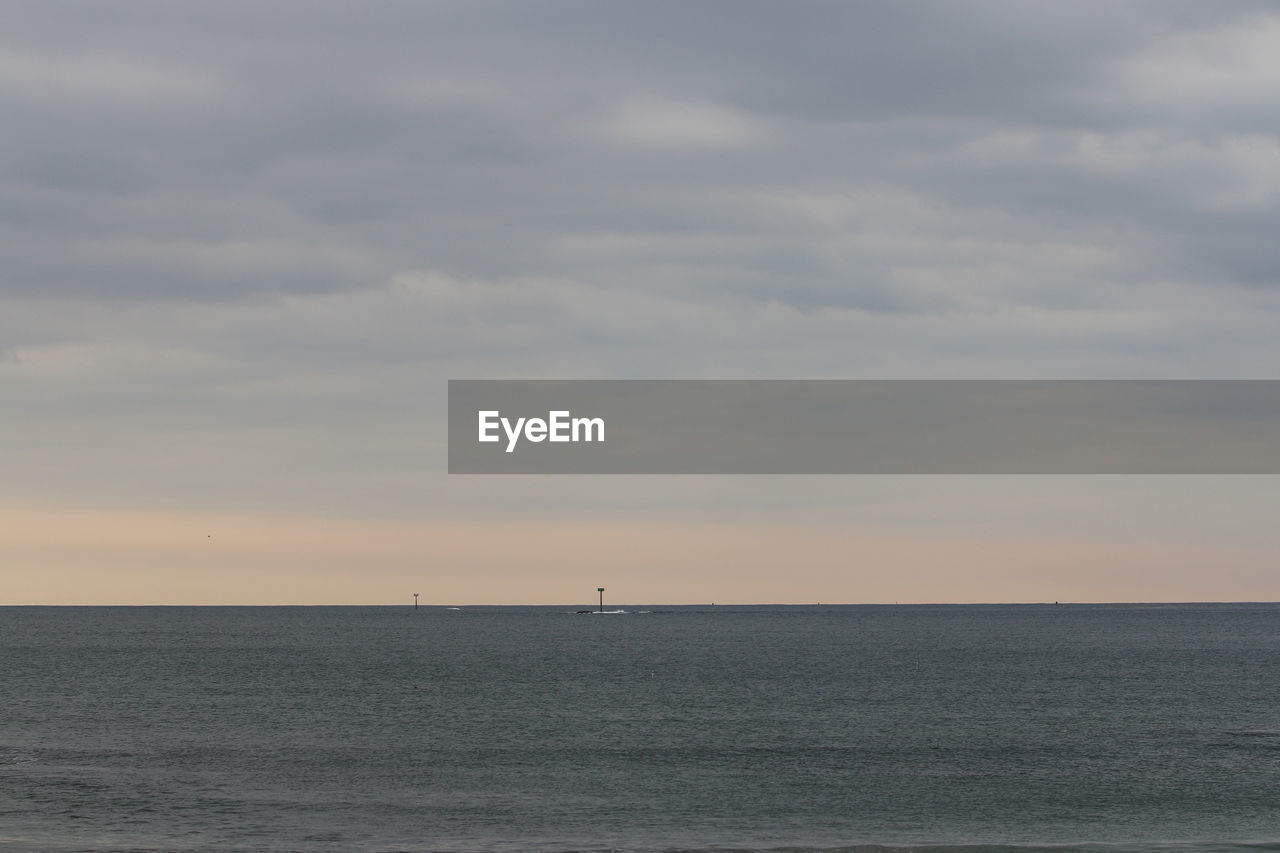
[598,587,604,613]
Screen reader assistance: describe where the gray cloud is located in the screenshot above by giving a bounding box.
[4,1,1280,519]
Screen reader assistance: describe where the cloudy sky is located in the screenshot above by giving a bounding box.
[5,1,1280,604]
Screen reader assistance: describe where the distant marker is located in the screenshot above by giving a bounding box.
[598,587,605,613]
[414,592,419,610]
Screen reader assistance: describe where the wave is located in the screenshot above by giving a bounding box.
[408,843,1280,853]
[7,841,1280,853]
[503,844,1280,853]
[469,843,1280,853]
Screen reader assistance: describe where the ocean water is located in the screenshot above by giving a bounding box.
[2,604,1280,852]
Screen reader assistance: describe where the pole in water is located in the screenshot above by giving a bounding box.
[414,592,419,610]
[598,587,604,613]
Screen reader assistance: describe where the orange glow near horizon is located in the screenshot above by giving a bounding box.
[2,506,1277,606]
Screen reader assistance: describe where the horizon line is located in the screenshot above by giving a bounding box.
[4,600,1279,608]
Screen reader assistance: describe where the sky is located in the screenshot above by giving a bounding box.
[4,1,1280,604]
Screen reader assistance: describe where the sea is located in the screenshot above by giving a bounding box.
[2,604,1280,853]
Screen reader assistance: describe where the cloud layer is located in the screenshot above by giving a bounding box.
[4,2,1280,535]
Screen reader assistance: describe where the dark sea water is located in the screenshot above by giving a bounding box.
[3,604,1280,852]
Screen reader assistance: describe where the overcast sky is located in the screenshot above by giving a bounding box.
[5,2,1280,603]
